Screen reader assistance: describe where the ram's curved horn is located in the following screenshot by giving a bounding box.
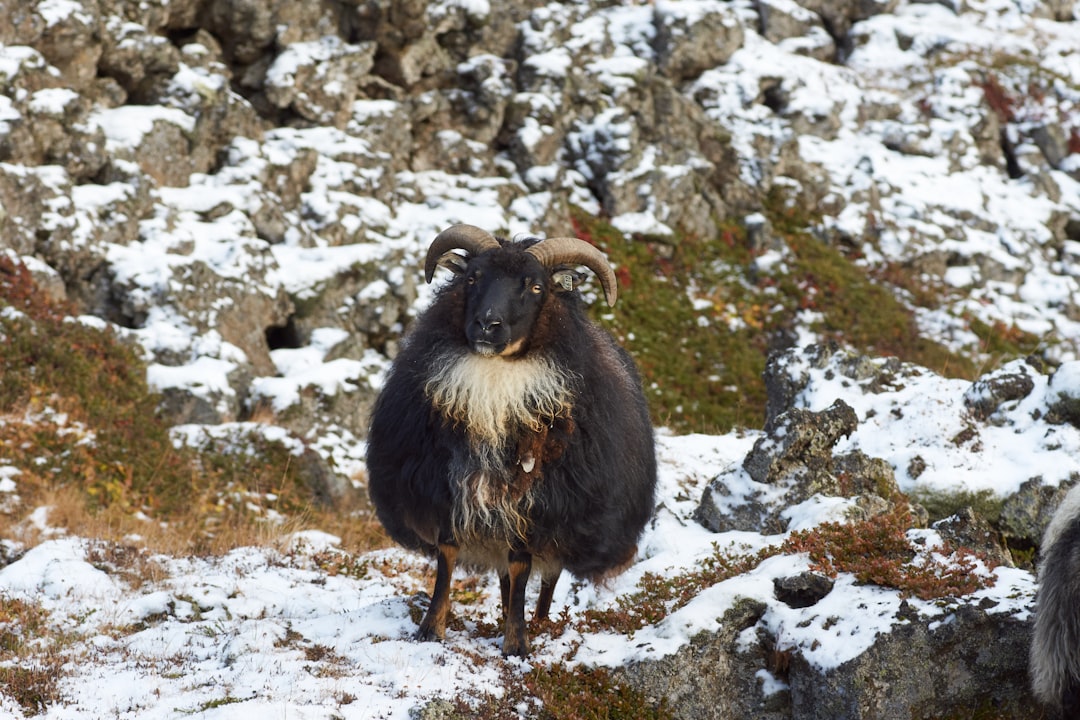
[424,225,501,283]
[526,237,618,306]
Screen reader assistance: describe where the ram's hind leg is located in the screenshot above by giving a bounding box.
[535,566,561,621]
[416,543,457,642]
[502,549,532,657]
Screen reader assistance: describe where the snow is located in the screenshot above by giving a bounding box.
[89,105,196,150]
[0,429,1039,719]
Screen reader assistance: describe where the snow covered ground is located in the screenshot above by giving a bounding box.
[0,424,1042,719]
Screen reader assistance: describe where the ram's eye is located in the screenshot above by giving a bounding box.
[531,283,543,294]
[466,274,477,285]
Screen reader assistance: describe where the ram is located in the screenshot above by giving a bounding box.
[366,224,657,656]
[1031,483,1080,718]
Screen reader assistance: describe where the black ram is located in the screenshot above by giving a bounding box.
[366,224,657,656]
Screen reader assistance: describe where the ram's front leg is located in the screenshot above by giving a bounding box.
[502,548,532,657]
[416,543,457,641]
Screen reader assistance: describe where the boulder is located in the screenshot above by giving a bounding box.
[787,604,1032,720]
[654,2,745,82]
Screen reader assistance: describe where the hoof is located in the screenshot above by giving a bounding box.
[501,635,530,658]
[414,627,441,642]
[415,619,445,642]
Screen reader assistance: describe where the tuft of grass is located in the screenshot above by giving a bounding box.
[524,664,672,720]
[441,661,672,720]
[965,316,1043,369]
[0,596,68,714]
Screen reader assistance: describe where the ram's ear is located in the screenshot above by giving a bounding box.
[437,252,469,276]
[551,268,585,293]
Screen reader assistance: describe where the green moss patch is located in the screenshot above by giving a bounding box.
[569,189,1028,434]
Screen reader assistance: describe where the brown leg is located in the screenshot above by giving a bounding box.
[535,567,561,621]
[499,572,510,619]
[502,549,532,657]
[416,543,457,641]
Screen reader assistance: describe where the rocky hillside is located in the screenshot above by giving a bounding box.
[2,0,1080,718]
[3,0,1079,452]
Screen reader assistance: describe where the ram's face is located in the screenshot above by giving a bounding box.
[462,252,548,357]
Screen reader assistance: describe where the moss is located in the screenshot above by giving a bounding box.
[0,596,65,713]
[568,195,1004,433]
[966,316,1044,367]
[775,231,975,378]
[908,487,1006,524]
[571,208,769,432]
[432,662,670,720]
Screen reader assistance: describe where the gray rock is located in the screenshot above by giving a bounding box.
[743,400,858,488]
[615,599,788,720]
[98,19,180,101]
[788,603,1032,719]
[774,571,835,608]
[1046,362,1080,428]
[264,38,377,127]
[963,359,1037,421]
[999,476,1079,551]
[933,507,1014,568]
[833,449,899,499]
[654,3,745,82]
[694,475,782,533]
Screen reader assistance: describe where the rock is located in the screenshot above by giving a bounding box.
[445,54,517,145]
[698,400,902,533]
[761,345,909,430]
[263,37,377,127]
[98,18,180,102]
[933,507,1014,569]
[999,476,1079,551]
[774,571,835,608]
[743,400,858,488]
[963,359,1038,421]
[694,475,782,534]
[614,599,787,720]
[208,0,276,66]
[153,360,252,426]
[296,446,358,506]
[832,450,899,499]
[1046,361,1080,428]
[790,0,899,55]
[761,343,838,430]
[27,0,103,90]
[756,0,836,61]
[654,2,745,82]
[787,604,1032,719]
[409,698,462,720]
[353,0,455,87]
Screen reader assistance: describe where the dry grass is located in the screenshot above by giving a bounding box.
[0,254,391,564]
[1,478,390,561]
[0,596,70,713]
